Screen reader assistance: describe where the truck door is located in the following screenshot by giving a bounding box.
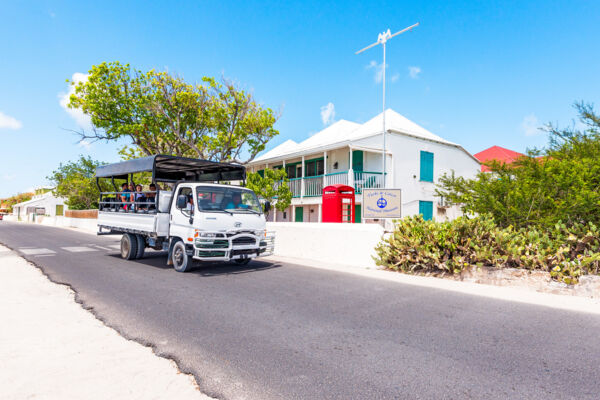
[170,185,194,239]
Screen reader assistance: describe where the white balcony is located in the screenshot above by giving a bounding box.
[286,171,383,198]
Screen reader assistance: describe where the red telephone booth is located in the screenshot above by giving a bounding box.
[322,184,355,223]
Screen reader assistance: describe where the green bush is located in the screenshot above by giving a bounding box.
[374,215,600,284]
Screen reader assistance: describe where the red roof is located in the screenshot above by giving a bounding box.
[474,146,524,172]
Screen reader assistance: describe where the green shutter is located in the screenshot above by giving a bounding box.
[354,204,361,223]
[295,207,304,222]
[352,150,364,172]
[55,205,64,216]
[419,201,433,221]
[257,169,265,178]
[420,151,434,182]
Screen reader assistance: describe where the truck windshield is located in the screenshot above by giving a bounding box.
[196,187,262,214]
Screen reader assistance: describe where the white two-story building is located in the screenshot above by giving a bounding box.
[248,109,480,223]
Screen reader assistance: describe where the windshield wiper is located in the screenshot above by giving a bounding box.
[202,209,233,216]
[225,208,260,214]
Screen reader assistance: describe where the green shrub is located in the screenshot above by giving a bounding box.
[374,215,600,284]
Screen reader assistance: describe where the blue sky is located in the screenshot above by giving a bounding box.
[1,1,599,197]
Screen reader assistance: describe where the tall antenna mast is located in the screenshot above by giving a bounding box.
[356,22,419,188]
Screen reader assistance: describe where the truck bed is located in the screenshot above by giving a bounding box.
[98,211,170,237]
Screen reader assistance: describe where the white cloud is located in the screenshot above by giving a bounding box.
[78,139,92,150]
[2,174,16,181]
[0,111,22,130]
[320,102,336,126]
[521,114,541,136]
[366,60,385,83]
[408,66,421,79]
[390,73,400,83]
[59,72,92,129]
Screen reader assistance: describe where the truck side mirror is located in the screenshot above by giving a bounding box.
[264,201,271,213]
[176,195,187,209]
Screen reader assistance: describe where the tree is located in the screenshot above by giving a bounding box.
[0,192,34,213]
[48,156,109,210]
[246,168,292,217]
[437,102,600,228]
[67,61,279,163]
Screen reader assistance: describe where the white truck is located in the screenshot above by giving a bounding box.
[95,155,274,272]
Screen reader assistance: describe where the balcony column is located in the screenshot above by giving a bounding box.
[318,203,322,222]
[323,151,327,188]
[301,155,305,198]
[348,146,354,189]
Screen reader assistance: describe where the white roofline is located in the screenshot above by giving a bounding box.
[249,129,479,165]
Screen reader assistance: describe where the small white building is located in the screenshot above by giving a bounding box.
[247,109,480,223]
[12,188,67,221]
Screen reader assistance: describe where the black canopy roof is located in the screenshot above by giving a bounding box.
[95,155,246,182]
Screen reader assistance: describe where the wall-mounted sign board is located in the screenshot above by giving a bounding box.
[362,188,402,219]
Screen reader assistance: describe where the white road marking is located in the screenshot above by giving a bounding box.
[108,244,121,250]
[19,248,56,255]
[94,245,112,251]
[61,246,98,253]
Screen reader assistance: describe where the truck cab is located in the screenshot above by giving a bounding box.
[170,183,272,265]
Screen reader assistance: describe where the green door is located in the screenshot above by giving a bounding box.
[352,150,364,172]
[295,206,304,222]
[354,204,361,223]
[419,201,434,221]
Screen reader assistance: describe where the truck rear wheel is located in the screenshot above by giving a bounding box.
[171,241,191,272]
[135,234,146,259]
[120,233,138,260]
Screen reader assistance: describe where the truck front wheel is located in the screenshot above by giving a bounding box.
[171,241,191,272]
[120,233,138,260]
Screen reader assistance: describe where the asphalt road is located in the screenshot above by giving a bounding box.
[2,221,600,399]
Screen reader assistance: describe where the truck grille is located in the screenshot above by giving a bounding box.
[232,237,256,246]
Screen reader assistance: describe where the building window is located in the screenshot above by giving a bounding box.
[419,200,433,221]
[420,151,434,182]
[305,158,324,177]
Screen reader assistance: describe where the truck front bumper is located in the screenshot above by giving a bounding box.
[192,231,275,262]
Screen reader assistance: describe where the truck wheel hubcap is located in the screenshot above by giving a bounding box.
[174,247,184,266]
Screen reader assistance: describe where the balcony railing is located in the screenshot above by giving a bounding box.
[280,171,384,199]
[325,171,348,186]
[354,171,384,193]
[304,175,324,197]
[289,178,302,198]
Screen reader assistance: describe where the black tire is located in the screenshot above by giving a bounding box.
[135,234,146,259]
[120,233,138,260]
[171,241,191,272]
[234,258,251,265]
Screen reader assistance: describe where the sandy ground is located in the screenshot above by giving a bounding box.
[0,245,213,400]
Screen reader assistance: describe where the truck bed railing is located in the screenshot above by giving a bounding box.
[99,191,160,214]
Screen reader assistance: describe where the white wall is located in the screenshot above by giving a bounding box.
[267,222,384,268]
[326,147,349,172]
[10,215,98,233]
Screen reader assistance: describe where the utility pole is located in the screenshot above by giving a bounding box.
[356,22,419,188]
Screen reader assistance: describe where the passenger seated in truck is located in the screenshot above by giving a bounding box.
[225,193,248,210]
[186,195,194,213]
[120,183,132,211]
[134,184,147,211]
[146,183,157,211]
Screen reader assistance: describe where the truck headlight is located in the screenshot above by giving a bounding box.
[254,229,266,238]
[197,232,218,238]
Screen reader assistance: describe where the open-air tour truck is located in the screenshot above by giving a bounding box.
[95,155,275,272]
